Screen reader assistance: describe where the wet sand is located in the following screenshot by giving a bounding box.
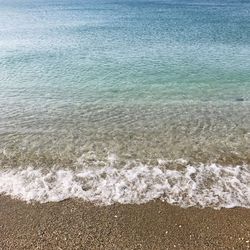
[0,196,249,250]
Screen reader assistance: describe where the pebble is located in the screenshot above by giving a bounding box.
[236,97,244,101]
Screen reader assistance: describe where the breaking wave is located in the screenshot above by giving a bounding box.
[0,159,249,209]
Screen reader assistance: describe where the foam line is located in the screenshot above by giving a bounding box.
[0,163,249,209]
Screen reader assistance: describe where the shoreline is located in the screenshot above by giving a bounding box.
[0,196,249,249]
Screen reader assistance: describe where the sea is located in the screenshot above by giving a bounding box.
[0,0,249,208]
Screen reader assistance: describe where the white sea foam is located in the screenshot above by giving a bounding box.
[0,161,249,209]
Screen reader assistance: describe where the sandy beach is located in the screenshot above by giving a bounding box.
[0,196,249,250]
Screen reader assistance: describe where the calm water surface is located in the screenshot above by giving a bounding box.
[0,0,249,206]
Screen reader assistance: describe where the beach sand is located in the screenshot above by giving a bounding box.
[0,196,249,250]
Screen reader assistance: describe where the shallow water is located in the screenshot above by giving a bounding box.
[0,0,249,207]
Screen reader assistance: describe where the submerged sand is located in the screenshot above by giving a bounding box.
[0,196,249,250]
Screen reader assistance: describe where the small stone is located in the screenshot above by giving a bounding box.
[236,97,244,102]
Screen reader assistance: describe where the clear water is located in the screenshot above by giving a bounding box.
[0,0,249,207]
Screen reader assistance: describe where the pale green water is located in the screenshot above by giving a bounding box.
[0,0,250,167]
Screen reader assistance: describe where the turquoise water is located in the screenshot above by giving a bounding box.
[1,0,250,103]
[0,0,250,164]
[0,0,249,206]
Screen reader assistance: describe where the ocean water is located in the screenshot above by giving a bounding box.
[0,0,249,208]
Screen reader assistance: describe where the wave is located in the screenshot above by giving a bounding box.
[0,159,249,209]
